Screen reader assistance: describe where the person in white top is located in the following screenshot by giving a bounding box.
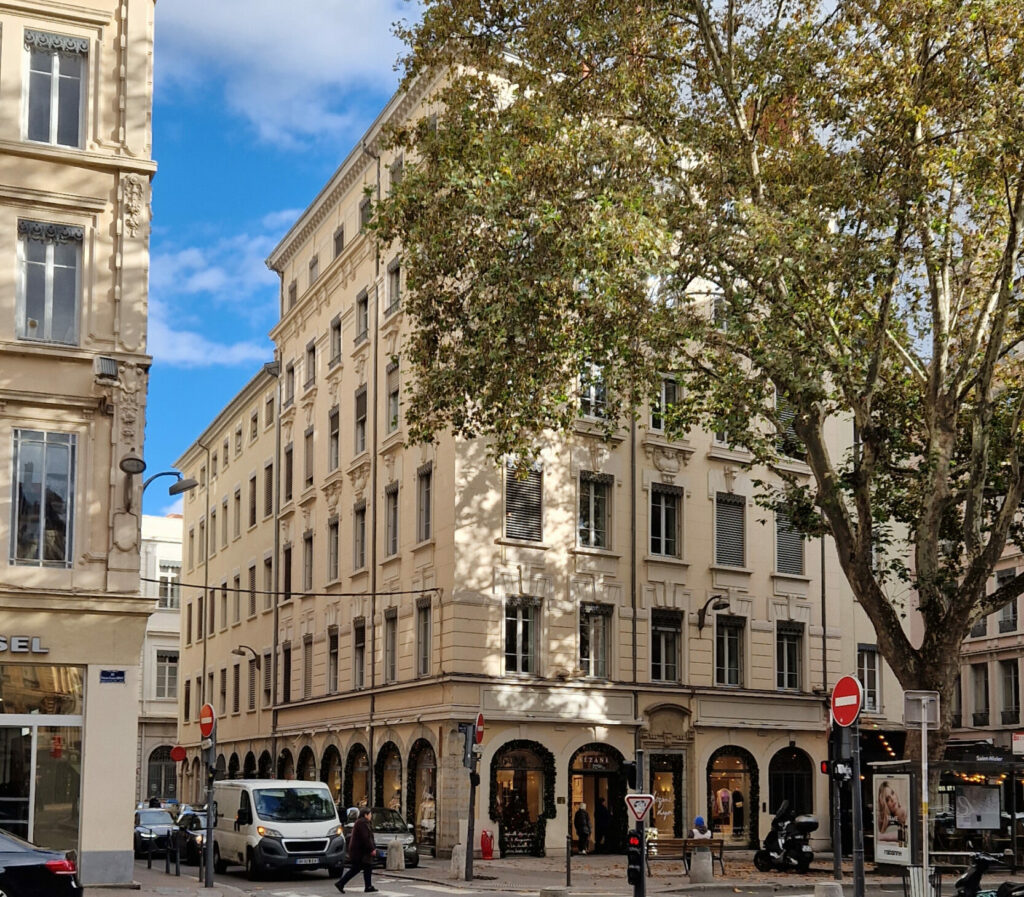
[691,816,713,839]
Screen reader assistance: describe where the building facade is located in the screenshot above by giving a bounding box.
[175,81,904,859]
[137,514,182,804]
[0,0,155,885]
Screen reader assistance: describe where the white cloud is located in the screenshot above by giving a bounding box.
[148,298,272,368]
[155,0,417,145]
[160,496,184,517]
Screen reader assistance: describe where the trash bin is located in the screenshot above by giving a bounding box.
[481,829,494,860]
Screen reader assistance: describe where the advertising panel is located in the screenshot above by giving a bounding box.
[873,774,911,865]
[955,785,1000,830]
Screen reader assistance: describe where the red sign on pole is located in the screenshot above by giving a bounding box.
[170,745,187,763]
[199,703,216,738]
[831,675,863,728]
[474,712,485,744]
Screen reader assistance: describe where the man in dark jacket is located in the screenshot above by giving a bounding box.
[573,802,591,855]
[336,807,378,893]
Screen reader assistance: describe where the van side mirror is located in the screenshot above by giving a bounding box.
[237,808,252,826]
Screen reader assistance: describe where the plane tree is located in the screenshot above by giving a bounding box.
[375,0,1024,767]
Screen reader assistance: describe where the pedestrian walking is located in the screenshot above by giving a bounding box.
[573,802,591,855]
[336,807,378,893]
[594,797,610,852]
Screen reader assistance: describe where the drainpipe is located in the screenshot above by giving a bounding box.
[630,417,639,756]
[268,356,283,771]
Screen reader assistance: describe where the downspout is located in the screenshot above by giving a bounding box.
[631,417,639,753]
[270,355,283,770]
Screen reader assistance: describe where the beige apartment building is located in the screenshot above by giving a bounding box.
[0,0,156,886]
[176,80,904,860]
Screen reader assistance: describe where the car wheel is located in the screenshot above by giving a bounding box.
[406,855,420,869]
[213,844,227,875]
[246,847,262,880]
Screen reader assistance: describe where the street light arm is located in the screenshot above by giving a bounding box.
[697,594,730,635]
[232,644,261,669]
[142,470,198,495]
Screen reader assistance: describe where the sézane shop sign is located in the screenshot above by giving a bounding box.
[0,636,49,654]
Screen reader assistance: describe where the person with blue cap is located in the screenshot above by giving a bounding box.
[691,815,712,839]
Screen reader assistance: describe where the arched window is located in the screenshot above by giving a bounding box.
[768,747,813,815]
[147,746,176,800]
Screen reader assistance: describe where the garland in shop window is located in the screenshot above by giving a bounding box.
[488,739,556,857]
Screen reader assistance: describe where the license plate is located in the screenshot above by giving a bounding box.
[295,857,320,865]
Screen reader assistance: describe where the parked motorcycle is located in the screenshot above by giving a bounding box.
[953,852,1024,897]
[753,800,818,873]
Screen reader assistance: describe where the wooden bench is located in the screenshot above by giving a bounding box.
[682,838,725,875]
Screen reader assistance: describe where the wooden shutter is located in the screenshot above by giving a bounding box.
[715,492,745,567]
[505,462,543,541]
[776,509,804,575]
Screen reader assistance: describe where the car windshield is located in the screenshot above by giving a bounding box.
[184,814,207,829]
[138,810,174,826]
[371,808,408,833]
[254,788,336,822]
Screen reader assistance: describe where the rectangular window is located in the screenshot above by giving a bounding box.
[26,32,87,147]
[354,621,366,689]
[650,377,677,431]
[303,634,313,699]
[284,363,295,405]
[355,387,367,454]
[651,612,680,682]
[857,646,880,712]
[359,196,372,231]
[232,574,241,623]
[328,408,340,471]
[1001,660,1019,725]
[155,650,178,699]
[221,498,229,547]
[247,565,257,617]
[334,226,345,258]
[11,429,76,566]
[233,489,241,538]
[265,394,274,427]
[263,557,273,609]
[263,464,273,518]
[329,316,342,364]
[302,531,313,591]
[219,583,227,629]
[282,545,292,602]
[283,443,293,502]
[386,260,401,314]
[650,484,681,557]
[248,475,257,527]
[281,644,292,703]
[579,363,608,418]
[355,290,369,343]
[386,362,400,431]
[416,603,431,677]
[262,652,272,707]
[580,604,611,678]
[578,472,611,549]
[188,529,194,569]
[232,664,240,713]
[250,410,258,441]
[196,596,204,640]
[218,668,227,716]
[385,611,398,683]
[248,659,257,711]
[997,569,1017,632]
[328,518,339,581]
[417,466,432,542]
[385,483,399,557]
[353,503,367,569]
[223,438,230,467]
[235,427,242,455]
[183,679,191,721]
[309,255,319,286]
[715,492,745,567]
[776,623,803,690]
[158,562,181,609]
[390,157,403,189]
[185,603,193,644]
[776,509,805,575]
[505,462,543,542]
[17,221,82,345]
[505,599,536,674]
[208,585,215,632]
[211,452,218,478]
[327,629,339,694]
[715,616,744,686]
[304,341,316,388]
[304,428,314,488]
[973,662,989,725]
[287,279,297,310]
[209,510,217,555]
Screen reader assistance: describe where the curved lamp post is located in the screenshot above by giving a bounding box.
[696,594,730,635]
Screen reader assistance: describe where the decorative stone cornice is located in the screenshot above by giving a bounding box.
[17,219,83,243]
[24,30,88,55]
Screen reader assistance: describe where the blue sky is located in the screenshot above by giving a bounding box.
[143,1,419,514]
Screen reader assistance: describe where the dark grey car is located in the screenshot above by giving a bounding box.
[134,808,177,857]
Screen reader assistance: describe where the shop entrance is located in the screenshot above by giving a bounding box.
[706,745,759,849]
[568,744,626,854]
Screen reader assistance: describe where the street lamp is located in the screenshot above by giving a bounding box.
[697,594,730,635]
[231,645,261,668]
[144,470,200,497]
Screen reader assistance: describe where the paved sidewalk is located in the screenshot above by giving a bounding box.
[92,853,909,897]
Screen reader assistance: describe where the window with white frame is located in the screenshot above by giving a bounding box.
[715,615,744,686]
[715,492,745,567]
[857,645,880,711]
[505,461,543,542]
[329,315,342,364]
[579,604,611,678]
[1001,660,1019,723]
[17,220,82,345]
[973,662,989,725]
[304,341,316,388]
[386,260,401,314]
[248,475,257,527]
[776,622,803,690]
[284,363,295,405]
[353,502,367,569]
[386,362,400,432]
[385,483,399,556]
[283,443,293,502]
[997,569,1017,632]
[353,620,366,688]
[155,650,178,699]
[650,484,681,557]
[417,465,432,542]
[233,489,241,538]
[776,509,805,575]
[650,377,677,431]
[578,472,611,549]
[384,610,397,683]
[354,387,367,454]
[11,429,75,566]
[416,602,431,677]
[303,428,314,488]
[158,562,181,608]
[579,363,608,419]
[328,517,339,581]
[651,611,681,682]
[505,597,537,675]
[355,290,369,343]
[327,628,339,694]
[25,31,87,147]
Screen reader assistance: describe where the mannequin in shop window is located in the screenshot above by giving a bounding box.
[730,781,744,839]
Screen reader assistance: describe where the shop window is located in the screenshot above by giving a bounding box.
[768,747,812,815]
[492,743,553,856]
[707,748,756,847]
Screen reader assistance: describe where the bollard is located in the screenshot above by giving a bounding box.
[689,847,714,883]
[450,843,466,880]
[146,830,153,869]
[566,834,572,887]
[815,883,844,897]
[386,839,405,871]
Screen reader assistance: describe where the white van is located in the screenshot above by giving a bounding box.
[212,779,346,880]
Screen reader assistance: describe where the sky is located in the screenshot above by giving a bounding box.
[142,1,419,515]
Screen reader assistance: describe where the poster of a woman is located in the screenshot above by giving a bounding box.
[873,775,911,865]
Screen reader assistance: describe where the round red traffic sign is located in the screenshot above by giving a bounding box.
[170,745,187,763]
[831,675,863,727]
[199,703,216,738]
[474,712,485,745]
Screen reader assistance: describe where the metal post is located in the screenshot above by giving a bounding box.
[922,701,930,897]
[635,749,646,897]
[566,834,572,886]
[851,719,865,897]
[466,749,479,882]
[204,726,216,887]
[834,725,846,880]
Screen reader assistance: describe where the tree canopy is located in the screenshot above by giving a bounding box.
[376,0,1024,759]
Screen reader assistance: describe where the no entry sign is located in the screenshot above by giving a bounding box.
[474,712,485,744]
[199,702,216,738]
[832,675,863,728]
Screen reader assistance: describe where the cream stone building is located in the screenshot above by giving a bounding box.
[0,0,155,886]
[176,80,905,861]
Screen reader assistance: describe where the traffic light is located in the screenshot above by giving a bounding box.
[820,760,830,774]
[627,829,643,885]
[457,722,474,769]
[623,761,637,790]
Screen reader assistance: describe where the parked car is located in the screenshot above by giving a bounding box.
[343,807,420,868]
[176,810,208,865]
[0,828,81,897]
[134,807,177,857]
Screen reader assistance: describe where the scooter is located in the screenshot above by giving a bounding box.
[753,800,818,873]
[953,852,1024,897]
